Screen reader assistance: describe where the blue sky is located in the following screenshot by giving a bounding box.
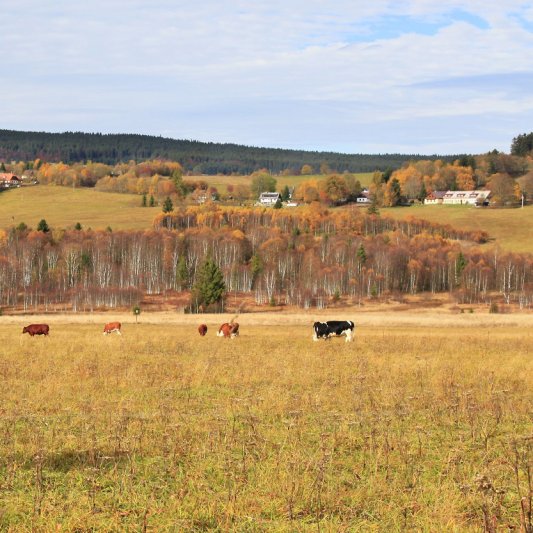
[2,1,533,154]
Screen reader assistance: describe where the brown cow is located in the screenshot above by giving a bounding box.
[103,321,122,335]
[22,324,49,336]
[198,324,208,336]
[217,322,239,338]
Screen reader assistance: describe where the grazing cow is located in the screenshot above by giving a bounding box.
[198,324,208,336]
[22,324,50,337]
[313,320,354,342]
[103,321,122,335]
[217,322,239,338]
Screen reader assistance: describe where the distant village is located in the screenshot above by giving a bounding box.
[1,170,495,208]
[258,188,492,207]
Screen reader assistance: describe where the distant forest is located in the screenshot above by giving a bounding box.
[0,129,454,175]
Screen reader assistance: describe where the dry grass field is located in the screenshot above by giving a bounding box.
[0,174,375,232]
[0,311,531,531]
[0,186,158,231]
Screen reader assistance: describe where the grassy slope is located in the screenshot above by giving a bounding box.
[0,316,531,530]
[0,186,158,231]
[384,204,533,253]
[0,174,374,232]
[2,182,533,253]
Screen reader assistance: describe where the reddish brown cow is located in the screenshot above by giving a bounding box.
[22,324,49,336]
[198,324,208,336]
[103,321,122,335]
[217,322,239,338]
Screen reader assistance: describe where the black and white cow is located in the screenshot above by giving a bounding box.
[313,320,355,342]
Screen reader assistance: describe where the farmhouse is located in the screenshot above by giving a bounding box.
[0,173,21,188]
[258,192,281,206]
[424,191,446,205]
[356,190,371,204]
[442,190,491,206]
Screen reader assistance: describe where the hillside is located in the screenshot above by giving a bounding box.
[384,204,533,253]
[0,186,157,231]
[2,185,533,253]
[0,129,455,174]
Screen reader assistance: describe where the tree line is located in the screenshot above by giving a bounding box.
[3,206,532,313]
[0,129,453,174]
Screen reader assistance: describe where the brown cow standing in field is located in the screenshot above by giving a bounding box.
[217,322,239,338]
[198,324,208,336]
[22,324,49,336]
[103,322,122,335]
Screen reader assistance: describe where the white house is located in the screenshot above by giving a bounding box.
[258,192,281,206]
[356,190,371,204]
[442,190,491,206]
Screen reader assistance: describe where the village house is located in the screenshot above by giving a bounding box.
[424,191,446,205]
[196,192,219,204]
[356,189,371,204]
[0,173,21,188]
[441,190,491,206]
[258,192,281,206]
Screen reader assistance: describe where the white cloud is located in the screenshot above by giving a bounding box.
[1,1,533,153]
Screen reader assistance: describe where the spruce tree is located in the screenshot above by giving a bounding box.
[176,256,189,290]
[250,253,263,286]
[191,258,226,312]
[162,196,173,213]
[37,219,50,233]
[357,243,367,265]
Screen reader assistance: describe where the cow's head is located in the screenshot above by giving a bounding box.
[22,326,28,334]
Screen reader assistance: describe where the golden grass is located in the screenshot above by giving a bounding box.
[1,312,531,530]
[0,186,157,231]
[0,173,372,232]
[384,204,533,253]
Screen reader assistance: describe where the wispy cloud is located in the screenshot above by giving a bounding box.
[1,1,533,153]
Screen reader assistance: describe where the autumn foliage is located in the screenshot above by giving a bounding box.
[3,204,533,312]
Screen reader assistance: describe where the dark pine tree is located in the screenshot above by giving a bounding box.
[162,196,173,213]
[37,219,50,233]
[190,258,226,313]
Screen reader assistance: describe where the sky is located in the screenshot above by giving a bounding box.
[2,1,533,155]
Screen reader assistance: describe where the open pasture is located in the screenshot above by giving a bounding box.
[0,315,532,531]
[0,186,158,231]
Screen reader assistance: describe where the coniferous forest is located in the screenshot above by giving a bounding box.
[0,129,453,174]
